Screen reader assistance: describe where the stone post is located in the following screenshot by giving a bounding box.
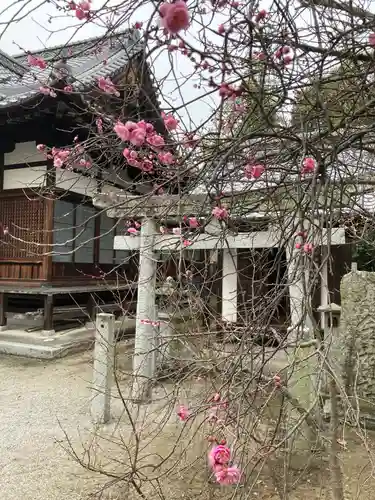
[132,218,158,402]
[340,272,375,422]
[91,313,115,424]
[158,311,174,361]
[284,236,321,465]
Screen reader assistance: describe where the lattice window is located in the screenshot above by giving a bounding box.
[0,196,45,258]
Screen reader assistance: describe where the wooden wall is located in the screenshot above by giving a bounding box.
[0,191,48,282]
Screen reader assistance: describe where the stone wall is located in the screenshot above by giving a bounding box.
[340,271,375,415]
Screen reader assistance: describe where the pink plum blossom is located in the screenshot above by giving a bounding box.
[140,159,154,172]
[115,122,146,145]
[254,51,266,60]
[39,86,56,97]
[97,76,120,97]
[160,1,190,34]
[369,33,375,46]
[218,24,225,34]
[177,405,189,421]
[244,163,265,179]
[64,85,73,92]
[147,134,165,149]
[212,206,228,220]
[54,157,63,168]
[219,83,234,98]
[36,144,46,152]
[188,217,199,228]
[295,242,302,250]
[215,466,241,485]
[27,54,47,69]
[127,227,139,235]
[172,227,181,235]
[78,0,90,10]
[115,121,132,141]
[75,7,89,20]
[301,157,316,174]
[130,128,146,147]
[75,1,91,20]
[283,55,293,65]
[208,445,231,468]
[79,158,91,168]
[161,112,179,130]
[183,239,193,247]
[255,9,267,22]
[274,375,281,388]
[303,242,313,254]
[158,151,175,165]
[137,120,154,134]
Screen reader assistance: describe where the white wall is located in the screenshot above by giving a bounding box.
[3,166,47,189]
[4,141,45,166]
[55,169,98,197]
[222,249,238,323]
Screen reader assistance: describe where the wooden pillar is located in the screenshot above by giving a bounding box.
[86,293,96,326]
[0,293,8,330]
[43,294,54,334]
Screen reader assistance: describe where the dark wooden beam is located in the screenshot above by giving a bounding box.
[44,197,54,282]
[43,294,54,332]
[0,151,4,191]
[0,293,8,328]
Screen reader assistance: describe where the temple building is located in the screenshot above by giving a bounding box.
[0,29,168,334]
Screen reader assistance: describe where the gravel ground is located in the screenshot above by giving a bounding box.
[0,351,112,500]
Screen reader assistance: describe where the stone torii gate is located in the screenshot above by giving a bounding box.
[93,192,346,401]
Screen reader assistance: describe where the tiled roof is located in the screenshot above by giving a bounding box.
[0,29,143,108]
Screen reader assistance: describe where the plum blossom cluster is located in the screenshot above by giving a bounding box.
[68,0,92,20]
[275,45,293,66]
[114,119,176,172]
[208,444,241,485]
[27,54,47,69]
[39,86,57,98]
[177,394,241,486]
[207,394,241,485]
[212,206,229,220]
[36,143,91,169]
[218,82,243,99]
[125,220,141,236]
[159,1,190,35]
[295,230,314,254]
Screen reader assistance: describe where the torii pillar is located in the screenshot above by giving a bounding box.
[132,218,158,402]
